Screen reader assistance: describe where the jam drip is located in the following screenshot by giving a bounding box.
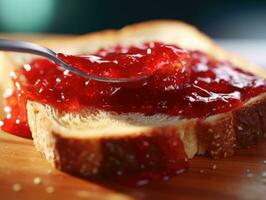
[2,42,266,139]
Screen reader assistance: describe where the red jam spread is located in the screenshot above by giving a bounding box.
[2,42,266,139]
[57,42,189,79]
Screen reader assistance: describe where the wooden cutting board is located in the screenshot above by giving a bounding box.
[2,131,266,200]
[1,34,266,200]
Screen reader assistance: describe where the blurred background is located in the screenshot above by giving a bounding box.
[0,0,266,39]
[0,0,266,66]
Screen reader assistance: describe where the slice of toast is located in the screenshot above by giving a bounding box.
[1,20,266,177]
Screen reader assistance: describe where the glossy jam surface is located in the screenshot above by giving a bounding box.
[57,42,189,79]
[2,42,266,138]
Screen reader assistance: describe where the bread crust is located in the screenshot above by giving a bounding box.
[53,127,188,177]
[2,20,266,176]
[27,101,190,177]
[26,92,266,176]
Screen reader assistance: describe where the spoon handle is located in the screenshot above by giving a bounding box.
[0,39,57,61]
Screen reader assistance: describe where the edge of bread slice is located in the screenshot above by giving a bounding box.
[2,20,266,177]
[26,91,266,176]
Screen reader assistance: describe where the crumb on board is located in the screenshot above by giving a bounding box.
[12,183,21,192]
[77,190,91,198]
[46,186,55,194]
[33,176,42,185]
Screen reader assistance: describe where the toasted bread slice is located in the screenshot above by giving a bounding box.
[1,20,266,177]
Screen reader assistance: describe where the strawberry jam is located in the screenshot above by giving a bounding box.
[2,42,266,139]
[57,42,189,79]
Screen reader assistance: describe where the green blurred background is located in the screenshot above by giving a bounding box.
[0,0,266,38]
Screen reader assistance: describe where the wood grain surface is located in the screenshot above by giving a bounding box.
[1,34,266,200]
[1,130,266,200]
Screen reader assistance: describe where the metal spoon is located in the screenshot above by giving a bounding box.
[0,39,148,83]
